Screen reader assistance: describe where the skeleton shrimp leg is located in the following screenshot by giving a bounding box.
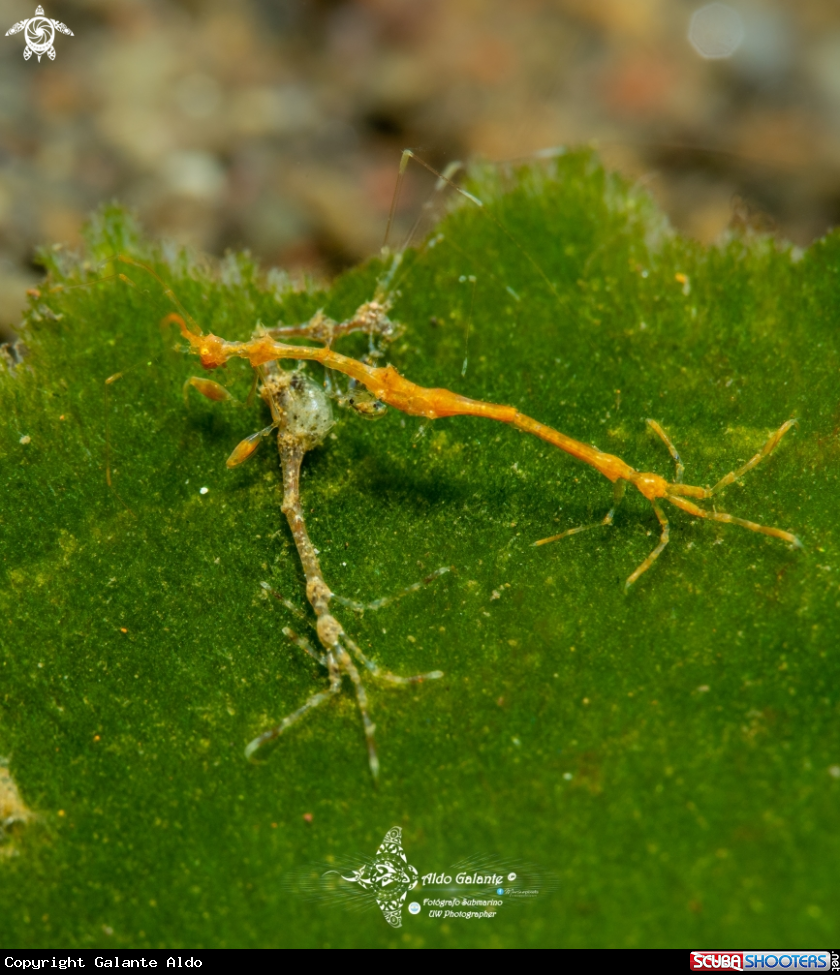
[668,419,798,499]
[331,566,451,613]
[625,499,671,589]
[534,424,674,559]
[280,627,328,667]
[534,481,626,547]
[646,418,684,483]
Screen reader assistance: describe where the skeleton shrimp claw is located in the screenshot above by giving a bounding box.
[183,376,233,406]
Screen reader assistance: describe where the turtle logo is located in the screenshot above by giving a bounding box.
[340,827,419,928]
[5,5,73,62]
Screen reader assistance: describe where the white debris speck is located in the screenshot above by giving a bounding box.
[19,435,30,445]
[199,486,209,495]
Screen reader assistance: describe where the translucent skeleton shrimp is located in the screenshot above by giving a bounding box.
[214,358,445,780]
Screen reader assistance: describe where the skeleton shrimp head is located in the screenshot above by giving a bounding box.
[260,363,335,450]
[168,313,229,370]
[352,300,404,346]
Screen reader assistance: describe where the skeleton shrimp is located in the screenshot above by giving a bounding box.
[169,271,801,592]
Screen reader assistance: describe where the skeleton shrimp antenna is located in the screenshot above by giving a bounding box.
[392,149,565,307]
[378,154,464,301]
[375,249,403,301]
[116,255,204,336]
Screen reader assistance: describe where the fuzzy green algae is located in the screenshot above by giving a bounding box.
[0,150,838,948]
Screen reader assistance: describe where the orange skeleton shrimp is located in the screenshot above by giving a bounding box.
[169,289,801,591]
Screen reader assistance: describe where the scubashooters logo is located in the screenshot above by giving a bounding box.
[282,829,552,929]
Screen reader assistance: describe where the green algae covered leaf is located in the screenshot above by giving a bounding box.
[1,151,838,948]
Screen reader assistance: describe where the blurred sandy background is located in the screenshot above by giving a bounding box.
[2,0,840,342]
